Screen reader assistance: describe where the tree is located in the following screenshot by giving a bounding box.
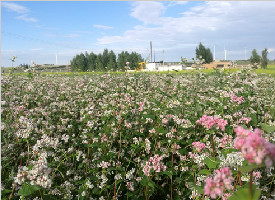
[107,50,117,71]
[249,49,261,66]
[117,51,130,71]
[261,48,268,69]
[195,42,213,64]
[86,52,97,71]
[70,49,143,72]
[70,53,87,71]
[96,54,104,71]
[128,52,143,70]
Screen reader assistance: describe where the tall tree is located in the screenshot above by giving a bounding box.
[261,48,268,69]
[117,51,130,71]
[107,50,117,71]
[195,42,213,64]
[102,49,109,70]
[250,49,261,66]
[96,54,104,71]
[86,52,97,71]
[70,53,87,71]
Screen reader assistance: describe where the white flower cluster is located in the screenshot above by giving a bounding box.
[14,152,52,188]
[85,179,94,189]
[125,168,135,180]
[61,134,70,143]
[193,153,207,167]
[145,138,151,154]
[16,116,34,139]
[220,152,245,169]
[33,134,59,153]
[97,173,108,189]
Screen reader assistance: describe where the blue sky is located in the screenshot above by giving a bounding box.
[1,1,275,67]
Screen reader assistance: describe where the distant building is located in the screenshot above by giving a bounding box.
[145,62,184,71]
[202,61,234,69]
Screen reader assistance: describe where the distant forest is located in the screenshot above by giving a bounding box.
[70,49,144,72]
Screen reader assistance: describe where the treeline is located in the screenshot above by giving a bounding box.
[70,49,144,71]
[250,48,269,69]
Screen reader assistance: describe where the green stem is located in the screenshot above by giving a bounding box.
[249,171,253,200]
[27,139,30,164]
[145,186,148,200]
[210,134,216,160]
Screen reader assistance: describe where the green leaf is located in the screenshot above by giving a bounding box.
[1,189,12,194]
[18,184,41,196]
[148,180,155,188]
[260,123,275,134]
[239,163,265,173]
[203,157,220,169]
[143,114,155,120]
[140,177,148,186]
[197,169,211,176]
[194,185,204,194]
[228,185,261,200]
[250,114,257,126]
[162,171,173,176]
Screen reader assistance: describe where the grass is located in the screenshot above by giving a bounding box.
[3,65,275,78]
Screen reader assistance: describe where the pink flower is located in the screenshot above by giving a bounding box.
[139,101,145,112]
[204,167,234,199]
[126,181,134,191]
[234,126,275,167]
[197,115,228,131]
[162,118,168,124]
[143,154,166,176]
[222,193,231,200]
[239,117,251,125]
[142,162,151,176]
[126,62,130,65]
[192,141,206,152]
[230,93,244,104]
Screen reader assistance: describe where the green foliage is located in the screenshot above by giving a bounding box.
[261,48,268,69]
[260,123,275,134]
[228,185,261,200]
[250,49,261,66]
[18,184,41,197]
[70,49,143,72]
[195,42,213,64]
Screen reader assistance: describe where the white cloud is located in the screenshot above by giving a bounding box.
[2,2,38,23]
[93,24,113,30]
[130,2,166,25]
[96,1,275,60]
[16,14,38,22]
[64,33,81,38]
[2,2,29,14]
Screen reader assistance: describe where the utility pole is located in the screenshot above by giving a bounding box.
[224,47,227,61]
[56,52,58,65]
[150,41,152,62]
[213,45,216,61]
[162,50,164,66]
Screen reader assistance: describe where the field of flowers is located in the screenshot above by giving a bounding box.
[1,69,275,200]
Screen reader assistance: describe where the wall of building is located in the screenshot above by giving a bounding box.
[145,63,183,71]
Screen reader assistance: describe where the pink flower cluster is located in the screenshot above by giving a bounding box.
[204,167,234,199]
[217,134,233,148]
[192,141,206,152]
[234,126,275,167]
[197,115,228,131]
[143,154,166,176]
[239,117,251,125]
[138,101,145,112]
[230,93,244,104]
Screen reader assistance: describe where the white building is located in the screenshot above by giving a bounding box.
[145,63,184,71]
